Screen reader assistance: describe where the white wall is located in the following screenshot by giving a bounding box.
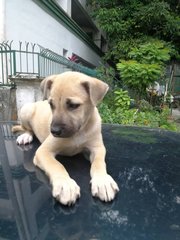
[55,0,72,16]
[0,0,5,42]
[4,0,101,66]
[15,78,42,116]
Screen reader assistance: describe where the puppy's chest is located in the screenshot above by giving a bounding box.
[59,134,87,156]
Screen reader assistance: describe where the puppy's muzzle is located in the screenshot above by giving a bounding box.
[50,123,74,138]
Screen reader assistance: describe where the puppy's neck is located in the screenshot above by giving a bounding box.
[81,107,101,134]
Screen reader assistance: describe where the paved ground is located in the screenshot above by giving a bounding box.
[172,109,180,131]
[172,109,180,120]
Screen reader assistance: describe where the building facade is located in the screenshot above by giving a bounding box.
[0,0,106,68]
[0,0,107,120]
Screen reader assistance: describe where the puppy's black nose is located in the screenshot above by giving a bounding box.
[50,124,65,137]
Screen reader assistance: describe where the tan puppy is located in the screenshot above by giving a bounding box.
[12,72,119,205]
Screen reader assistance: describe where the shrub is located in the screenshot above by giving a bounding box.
[114,89,131,111]
[128,41,171,65]
[117,60,162,100]
[116,40,171,103]
[99,90,177,132]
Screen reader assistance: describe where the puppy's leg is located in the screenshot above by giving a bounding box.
[89,142,119,202]
[33,136,80,205]
[12,103,34,145]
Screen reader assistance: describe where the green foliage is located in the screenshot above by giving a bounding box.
[90,0,179,132]
[132,1,180,44]
[134,111,160,128]
[117,60,162,97]
[116,40,171,101]
[99,91,178,132]
[89,0,180,61]
[138,99,153,112]
[116,109,138,126]
[98,102,116,124]
[96,64,116,86]
[104,37,148,61]
[128,41,171,64]
[114,89,131,110]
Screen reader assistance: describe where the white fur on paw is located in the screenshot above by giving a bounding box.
[16,133,33,145]
[52,177,80,205]
[91,174,119,202]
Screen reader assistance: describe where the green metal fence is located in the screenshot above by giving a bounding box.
[0,41,97,87]
[39,47,97,77]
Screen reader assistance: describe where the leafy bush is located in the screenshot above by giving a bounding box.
[114,89,131,111]
[89,0,180,62]
[117,60,162,100]
[96,64,116,86]
[99,90,177,132]
[128,41,171,65]
[98,102,116,124]
[116,40,171,102]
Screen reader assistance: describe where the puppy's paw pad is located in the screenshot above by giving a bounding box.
[52,177,80,205]
[16,133,33,145]
[91,174,119,202]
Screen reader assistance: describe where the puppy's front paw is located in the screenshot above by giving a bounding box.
[91,174,119,202]
[52,177,80,205]
[16,133,33,145]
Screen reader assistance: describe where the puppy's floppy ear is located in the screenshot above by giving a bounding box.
[40,75,56,100]
[82,77,109,106]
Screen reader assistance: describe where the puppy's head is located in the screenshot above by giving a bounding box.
[41,72,109,138]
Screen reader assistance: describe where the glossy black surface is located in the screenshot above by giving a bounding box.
[0,123,180,240]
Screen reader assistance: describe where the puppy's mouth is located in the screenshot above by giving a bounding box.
[50,124,81,138]
[51,131,74,138]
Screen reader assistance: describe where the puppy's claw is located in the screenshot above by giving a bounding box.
[52,177,80,205]
[16,133,33,145]
[91,174,119,202]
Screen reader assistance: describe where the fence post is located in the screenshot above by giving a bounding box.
[37,53,40,77]
[0,46,5,84]
[12,50,16,76]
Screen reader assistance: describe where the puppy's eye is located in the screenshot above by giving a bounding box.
[48,100,55,110]
[67,102,81,110]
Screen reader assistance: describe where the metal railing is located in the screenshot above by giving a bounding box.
[0,41,97,87]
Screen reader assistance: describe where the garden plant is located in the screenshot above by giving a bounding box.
[90,0,180,131]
